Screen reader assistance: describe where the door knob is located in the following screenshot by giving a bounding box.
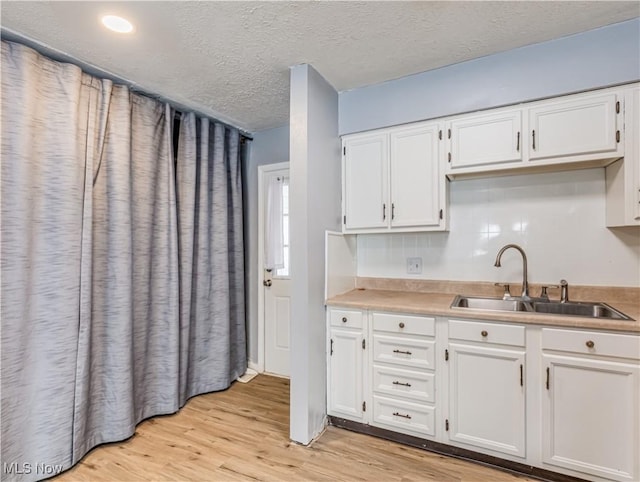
[263,279,272,287]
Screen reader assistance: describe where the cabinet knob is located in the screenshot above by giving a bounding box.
[481,330,488,337]
[586,340,595,349]
[399,322,405,329]
[341,317,347,323]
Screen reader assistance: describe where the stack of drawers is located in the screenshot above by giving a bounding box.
[371,312,436,438]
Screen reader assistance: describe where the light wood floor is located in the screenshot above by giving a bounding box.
[57,375,534,481]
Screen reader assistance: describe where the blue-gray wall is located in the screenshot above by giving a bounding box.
[244,125,289,365]
[339,18,640,134]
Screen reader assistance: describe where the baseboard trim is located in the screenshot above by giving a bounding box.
[327,417,587,482]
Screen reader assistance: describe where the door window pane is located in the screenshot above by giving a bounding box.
[275,177,290,278]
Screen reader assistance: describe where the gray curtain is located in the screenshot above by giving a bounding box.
[176,114,247,402]
[71,87,181,462]
[1,40,247,481]
[1,40,95,477]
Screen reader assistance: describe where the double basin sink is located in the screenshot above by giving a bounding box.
[451,295,633,321]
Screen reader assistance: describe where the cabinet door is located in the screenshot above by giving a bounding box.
[328,328,365,422]
[542,354,639,481]
[343,133,388,230]
[528,93,619,161]
[632,88,640,221]
[390,123,441,227]
[448,108,522,169]
[448,343,526,457]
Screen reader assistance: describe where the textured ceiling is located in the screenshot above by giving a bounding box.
[1,1,639,132]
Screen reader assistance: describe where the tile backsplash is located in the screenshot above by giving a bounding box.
[357,168,640,288]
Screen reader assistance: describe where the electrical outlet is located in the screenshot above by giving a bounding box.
[407,257,422,274]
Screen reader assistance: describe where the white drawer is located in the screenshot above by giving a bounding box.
[542,328,640,360]
[373,334,436,370]
[373,312,435,337]
[449,319,525,347]
[329,308,363,329]
[372,395,435,438]
[373,364,435,403]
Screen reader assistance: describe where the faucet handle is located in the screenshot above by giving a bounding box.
[494,283,511,299]
[539,285,560,300]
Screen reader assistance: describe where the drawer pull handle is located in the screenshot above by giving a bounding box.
[341,317,347,323]
[481,330,488,337]
[393,412,412,419]
[393,349,412,355]
[399,322,405,329]
[586,340,595,349]
[392,381,412,387]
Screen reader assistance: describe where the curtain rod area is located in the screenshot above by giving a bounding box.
[1,28,253,140]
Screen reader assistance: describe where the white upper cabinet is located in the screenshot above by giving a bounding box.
[447,108,523,170]
[342,121,447,234]
[606,86,640,227]
[390,124,441,228]
[528,92,621,162]
[343,132,389,230]
[444,84,630,179]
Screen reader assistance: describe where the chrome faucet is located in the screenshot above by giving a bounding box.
[494,244,530,299]
[560,279,569,303]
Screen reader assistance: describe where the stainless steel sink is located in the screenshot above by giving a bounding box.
[451,295,633,320]
[453,296,532,313]
[529,301,632,319]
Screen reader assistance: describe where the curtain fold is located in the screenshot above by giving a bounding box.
[176,114,247,402]
[1,40,247,481]
[71,88,181,462]
[1,41,95,476]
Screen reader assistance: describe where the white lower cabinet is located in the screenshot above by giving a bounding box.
[448,342,526,457]
[326,307,640,481]
[370,312,437,438]
[447,319,526,458]
[541,328,640,482]
[327,308,366,422]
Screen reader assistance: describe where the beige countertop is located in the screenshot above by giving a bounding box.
[326,286,640,333]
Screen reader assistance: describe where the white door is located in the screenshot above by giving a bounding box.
[263,169,291,377]
[328,327,365,422]
[390,123,441,228]
[448,343,526,458]
[528,92,620,161]
[448,108,522,169]
[542,354,639,481]
[343,132,389,230]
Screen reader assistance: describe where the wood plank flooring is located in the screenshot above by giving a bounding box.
[56,375,533,481]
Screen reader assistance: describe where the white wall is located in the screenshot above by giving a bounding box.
[340,18,640,135]
[244,125,289,365]
[357,169,640,287]
[289,64,341,444]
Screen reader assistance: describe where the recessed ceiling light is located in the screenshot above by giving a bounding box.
[101,15,134,34]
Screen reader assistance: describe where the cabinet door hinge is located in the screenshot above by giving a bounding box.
[439,130,442,140]
[362,339,366,350]
[447,152,451,163]
[362,401,366,412]
[616,130,620,143]
[343,146,346,155]
[330,339,333,356]
[445,349,449,361]
[343,215,346,225]
[616,101,620,114]
[439,209,443,220]
[445,419,449,431]
[447,128,451,139]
